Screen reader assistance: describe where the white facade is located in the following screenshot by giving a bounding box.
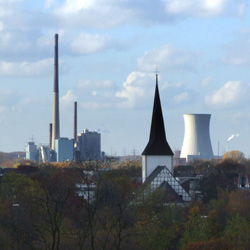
[181,114,214,160]
[142,155,173,182]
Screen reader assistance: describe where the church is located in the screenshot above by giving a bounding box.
[141,73,192,202]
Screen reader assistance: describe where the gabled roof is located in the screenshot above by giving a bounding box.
[142,74,173,155]
[142,165,193,202]
[159,181,184,203]
[144,165,165,184]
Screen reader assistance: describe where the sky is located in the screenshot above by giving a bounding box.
[1,0,250,157]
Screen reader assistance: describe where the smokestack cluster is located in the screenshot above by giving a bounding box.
[51,34,60,150]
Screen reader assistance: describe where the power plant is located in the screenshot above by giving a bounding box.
[26,34,102,163]
[25,34,216,164]
[180,114,214,161]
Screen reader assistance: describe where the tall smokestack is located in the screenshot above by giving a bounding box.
[49,123,52,149]
[74,101,77,143]
[51,33,60,150]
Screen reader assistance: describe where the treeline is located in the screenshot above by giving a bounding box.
[0,157,250,249]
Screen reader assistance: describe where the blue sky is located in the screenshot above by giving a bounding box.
[1,0,250,157]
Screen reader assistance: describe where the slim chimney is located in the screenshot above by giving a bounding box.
[74,101,77,143]
[49,123,52,149]
[51,33,60,150]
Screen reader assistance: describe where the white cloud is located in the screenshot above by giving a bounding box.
[66,79,118,110]
[163,0,244,17]
[55,0,130,28]
[58,0,94,14]
[116,70,199,108]
[61,90,77,104]
[116,43,200,109]
[205,81,249,108]
[70,33,108,54]
[173,92,190,103]
[44,0,56,9]
[137,45,196,72]
[53,0,245,29]
[116,71,153,108]
[0,59,53,77]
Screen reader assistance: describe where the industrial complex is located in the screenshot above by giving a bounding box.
[26,34,102,163]
[26,34,216,164]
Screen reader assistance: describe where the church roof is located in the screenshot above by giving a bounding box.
[142,74,173,155]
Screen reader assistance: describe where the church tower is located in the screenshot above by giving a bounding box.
[142,74,174,182]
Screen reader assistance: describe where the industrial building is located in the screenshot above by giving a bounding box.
[180,114,214,161]
[26,141,38,162]
[76,129,101,161]
[55,138,74,162]
[26,34,102,163]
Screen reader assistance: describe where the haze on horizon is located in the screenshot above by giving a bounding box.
[0,0,249,157]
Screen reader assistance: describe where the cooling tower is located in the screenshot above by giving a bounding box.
[180,114,214,161]
[51,34,60,150]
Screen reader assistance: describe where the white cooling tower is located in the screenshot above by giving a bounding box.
[180,114,214,161]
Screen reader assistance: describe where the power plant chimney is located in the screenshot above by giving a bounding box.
[180,114,214,161]
[49,123,52,149]
[51,33,60,150]
[74,101,77,143]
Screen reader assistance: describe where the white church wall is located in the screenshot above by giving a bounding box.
[142,155,172,182]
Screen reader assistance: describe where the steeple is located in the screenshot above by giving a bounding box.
[142,74,173,156]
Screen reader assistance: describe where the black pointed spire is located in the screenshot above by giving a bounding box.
[142,74,173,155]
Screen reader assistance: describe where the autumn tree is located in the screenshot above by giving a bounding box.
[223,214,250,250]
[134,188,185,250]
[228,189,250,221]
[180,205,220,249]
[223,150,246,164]
[186,238,232,250]
[0,172,38,249]
[30,167,80,250]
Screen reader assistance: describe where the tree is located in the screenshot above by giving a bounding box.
[30,167,79,250]
[223,214,250,250]
[94,172,136,250]
[228,190,250,221]
[223,150,246,164]
[134,189,185,250]
[186,238,232,250]
[208,190,230,232]
[0,172,38,249]
[180,206,220,249]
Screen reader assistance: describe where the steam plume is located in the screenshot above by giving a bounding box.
[227,134,240,142]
